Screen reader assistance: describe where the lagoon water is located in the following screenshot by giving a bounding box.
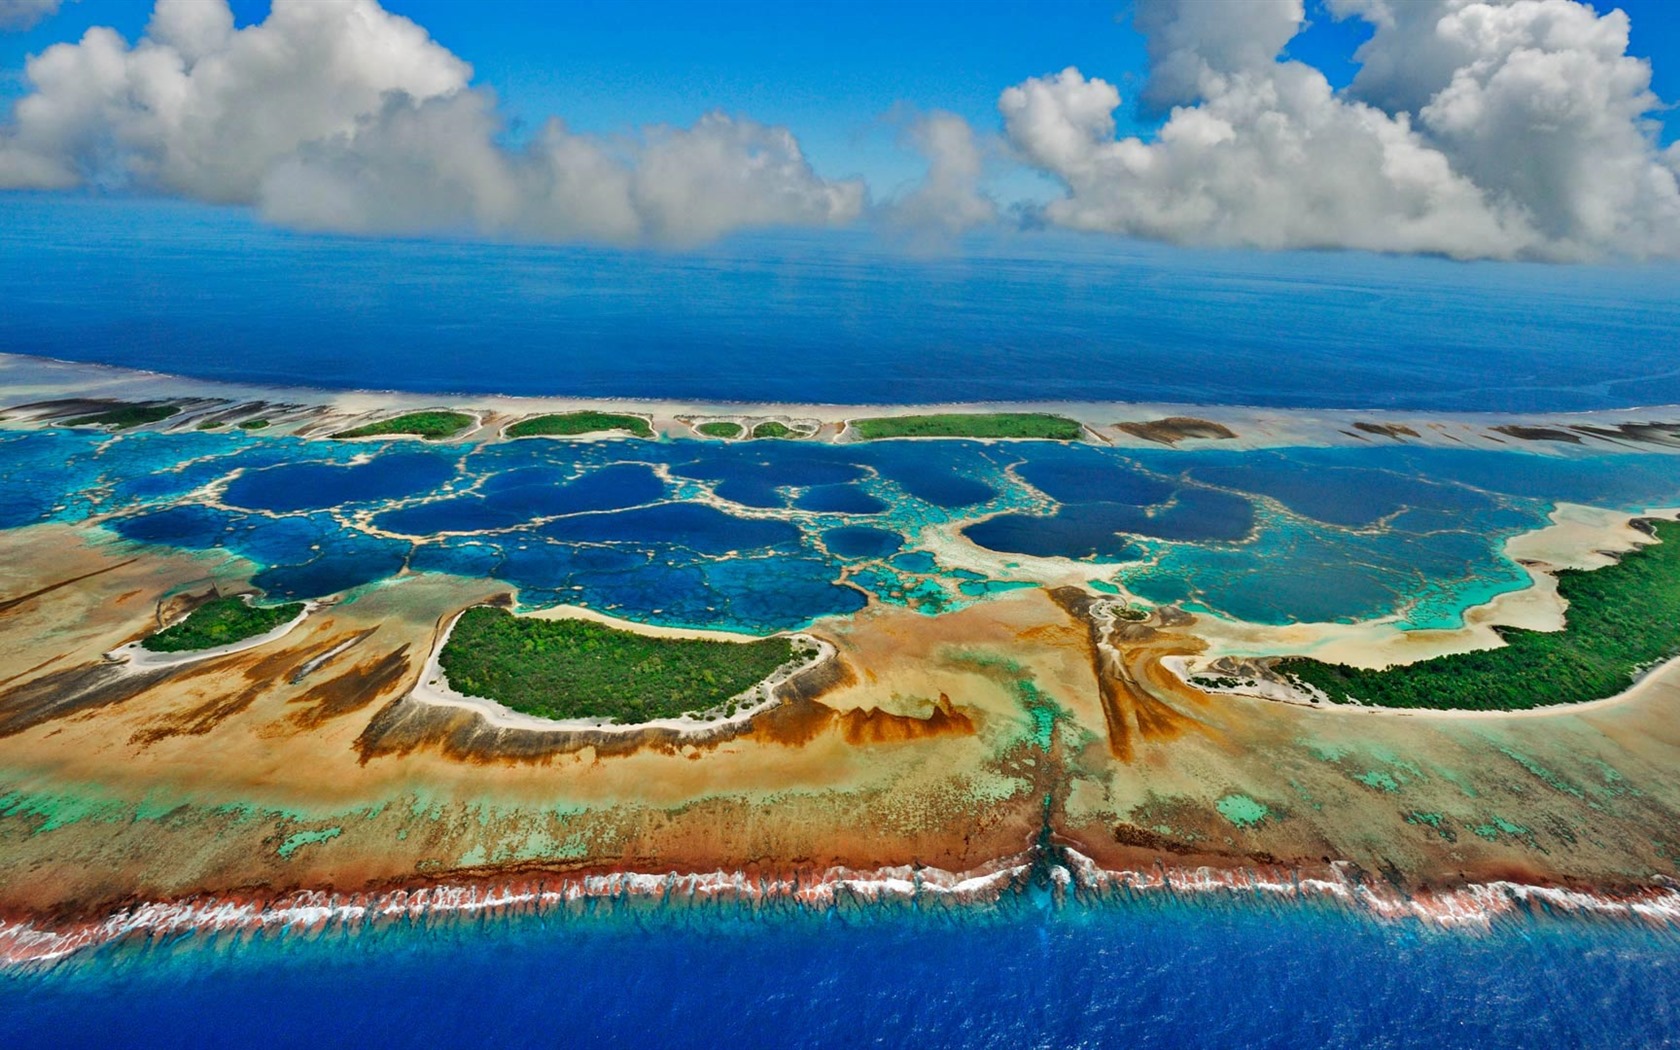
[5,195,1680,1046]
[8,427,1680,630]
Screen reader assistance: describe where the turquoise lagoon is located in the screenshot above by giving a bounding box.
[5,424,1680,632]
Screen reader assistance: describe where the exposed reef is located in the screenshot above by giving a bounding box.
[7,357,1680,967]
[1113,417,1237,445]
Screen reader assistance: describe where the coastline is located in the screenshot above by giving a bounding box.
[7,351,1680,454]
[1175,504,1680,713]
[3,848,1677,969]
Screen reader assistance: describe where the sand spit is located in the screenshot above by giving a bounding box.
[7,351,1680,455]
[3,850,1676,968]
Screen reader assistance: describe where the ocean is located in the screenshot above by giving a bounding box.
[3,901,1678,1049]
[3,194,1680,412]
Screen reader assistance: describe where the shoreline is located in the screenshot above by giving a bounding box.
[1173,504,1680,718]
[2,849,1676,969]
[105,601,319,671]
[7,352,1680,454]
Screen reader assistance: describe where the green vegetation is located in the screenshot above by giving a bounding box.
[696,421,744,439]
[439,607,799,723]
[197,420,226,430]
[330,411,473,440]
[64,403,180,430]
[140,595,305,653]
[506,411,653,439]
[1280,519,1680,711]
[237,419,271,430]
[848,412,1084,441]
[751,420,794,439]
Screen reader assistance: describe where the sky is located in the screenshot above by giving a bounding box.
[1,0,1679,260]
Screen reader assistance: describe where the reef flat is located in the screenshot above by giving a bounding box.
[5,356,1680,962]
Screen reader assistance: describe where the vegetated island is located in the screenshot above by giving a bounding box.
[751,420,793,439]
[65,403,180,430]
[438,607,800,723]
[506,411,653,439]
[848,412,1083,441]
[330,411,474,440]
[141,595,306,654]
[696,421,743,439]
[1276,518,1680,711]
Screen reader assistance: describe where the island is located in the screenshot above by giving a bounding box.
[506,411,653,438]
[436,607,801,723]
[65,403,181,430]
[847,412,1083,440]
[330,410,475,440]
[141,595,307,653]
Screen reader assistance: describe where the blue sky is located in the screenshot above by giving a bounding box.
[3,0,1675,195]
[1,1,1678,259]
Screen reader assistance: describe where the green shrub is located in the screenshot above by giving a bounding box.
[848,413,1082,441]
[141,596,305,653]
[65,404,180,430]
[506,412,653,439]
[331,411,473,440]
[438,607,795,723]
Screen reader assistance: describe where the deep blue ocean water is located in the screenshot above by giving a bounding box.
[4,194,1680,411]
[2,902,1678,1050]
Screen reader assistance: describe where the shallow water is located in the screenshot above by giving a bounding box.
[8,426,1680,630]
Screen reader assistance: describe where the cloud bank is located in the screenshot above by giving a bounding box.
[0,0,1677,258]
[1000,0,1680,260]
[0,0,863,245]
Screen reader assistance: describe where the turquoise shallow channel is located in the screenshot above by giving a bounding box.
[6,425,1680,631]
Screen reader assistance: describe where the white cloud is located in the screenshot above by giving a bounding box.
[0,0,62,33]
[1133,0,1303,110]
[259,93,863,246]
[1002,0,1680,260]
[886,110,996,235]
[0,0,864,245]
[0,0,469,200]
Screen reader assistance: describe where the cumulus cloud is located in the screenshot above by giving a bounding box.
[0,0,62,33]
[0,0,864,245]
[886,110,996,235]
[1001,0,1680,260]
